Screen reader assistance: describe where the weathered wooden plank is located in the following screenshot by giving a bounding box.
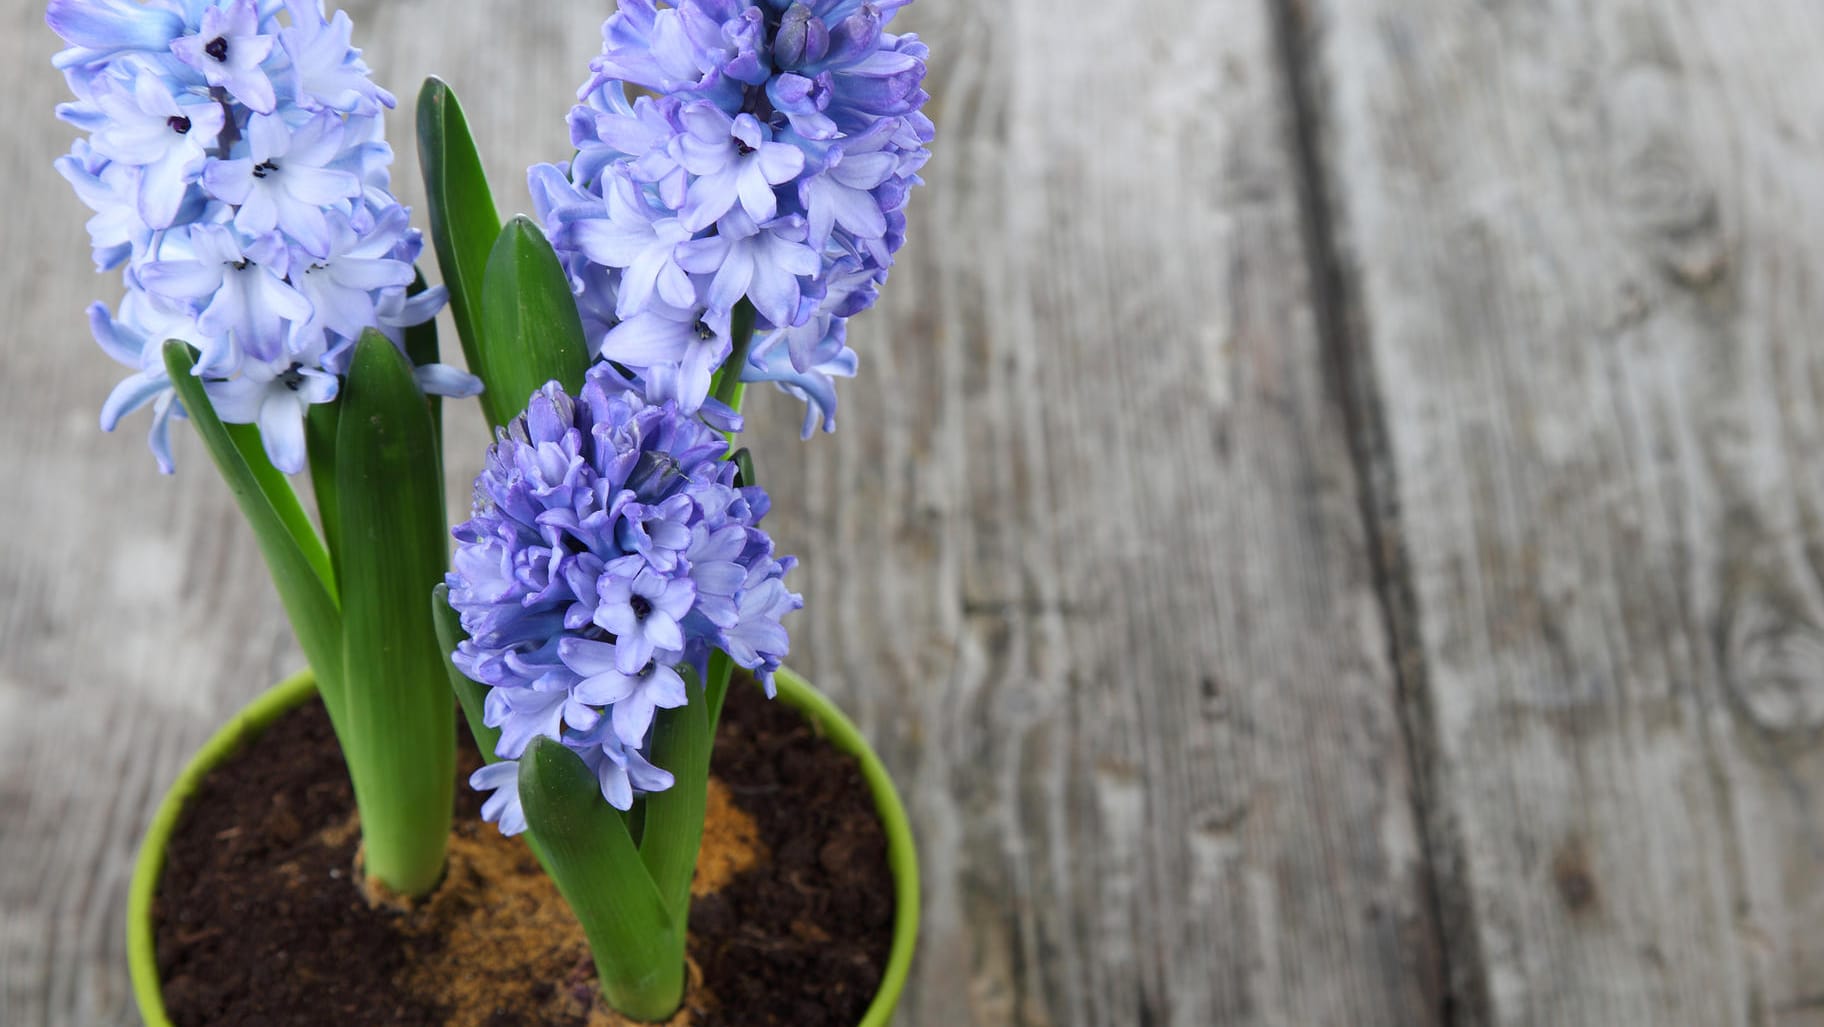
[732,0,1441,1022]
[2,1,1440,1024]
[1297,1,1824,1023]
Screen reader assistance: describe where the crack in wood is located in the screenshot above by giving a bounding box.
[1265,0,1487,1023]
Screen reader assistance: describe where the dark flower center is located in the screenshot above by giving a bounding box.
[167,115,192,135]
[734,139,756,157]
[692,320,716,341]
[630,595,653,620]
[251,160,278,179]
[203,36,229,62]
[278,362,306,391]
[231,258,250,271]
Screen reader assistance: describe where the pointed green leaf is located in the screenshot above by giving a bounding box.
[704,648,737,730]
[336,330,454,897]
[431,583,500,764]
[520,736,684,1020]
[403,268,446,473]
[638,669,712,919]
[162,343,345,725]
[304,400,342,583]
[417,76,499,376]
[477,216,591,427]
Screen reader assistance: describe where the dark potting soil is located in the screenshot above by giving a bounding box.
[153,677,894,1026]
[689,682,896,1025]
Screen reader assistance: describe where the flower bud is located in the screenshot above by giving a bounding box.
[774,4,829,69]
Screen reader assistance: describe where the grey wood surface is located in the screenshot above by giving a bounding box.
[1296,2,1824,1024]
[0,1,1817,1026]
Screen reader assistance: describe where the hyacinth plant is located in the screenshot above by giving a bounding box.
[433,1,930,1016]
[50,0,478,899]
[52,0,928,1020]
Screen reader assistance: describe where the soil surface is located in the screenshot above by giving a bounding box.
[153,677,894,1026]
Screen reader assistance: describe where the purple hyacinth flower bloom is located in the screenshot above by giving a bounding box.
[139,224,311,372]
[170,0,278,114]
[559,169,696,318]
[559,637,690,748]
[574,723,677,811]
[51,0,452,473]
[55,141,150,270]
[799,119,899,249]
[671,103,805,232]
[47,0,182,55]
[470,761,528,836]
[278,1,395,115]
[674,209,820,325]
[90,295,199,473]
[600,299,730,413]
[289,206,416,350]
[204,353,339,473]
[744,325,857,437]
[84,70,224,228]
[723,569,799,692]
[591,0,719,96]
[594,560,696,673]
[203,111,363,257]
[533,0,930,435]
[445,370,798,829]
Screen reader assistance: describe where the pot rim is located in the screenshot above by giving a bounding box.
[127,667,919,1026]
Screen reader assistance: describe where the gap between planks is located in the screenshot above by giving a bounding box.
[1266,0,1487,1024]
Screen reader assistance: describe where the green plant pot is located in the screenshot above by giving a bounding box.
[128,666,919,1026]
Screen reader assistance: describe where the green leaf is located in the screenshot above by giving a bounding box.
[335,330,454,898]
[477,216,591,427]
[638,669,712,921]
[417,76,499,378]
[161,343,346,726]
[431,583,500,764]
[704,648,737,730]
[520,736,685,1021]
[304,400,342,583]
[402,268,446,481]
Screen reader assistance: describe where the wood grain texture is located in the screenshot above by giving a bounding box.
[2,0,1441,1021]
[37,0,1824,1024]
[747,2,1441,1023]
[1299,0,1824,1023]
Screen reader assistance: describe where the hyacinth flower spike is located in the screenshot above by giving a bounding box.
[426,0,927,1018]
[435,371,798,1019]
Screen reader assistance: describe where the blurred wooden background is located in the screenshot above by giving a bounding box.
[5,1,1824,1024]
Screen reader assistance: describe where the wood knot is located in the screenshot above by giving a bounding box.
[1724,596,1824,735]
[1615,134,1726,288]
[1551,838,1600,914]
